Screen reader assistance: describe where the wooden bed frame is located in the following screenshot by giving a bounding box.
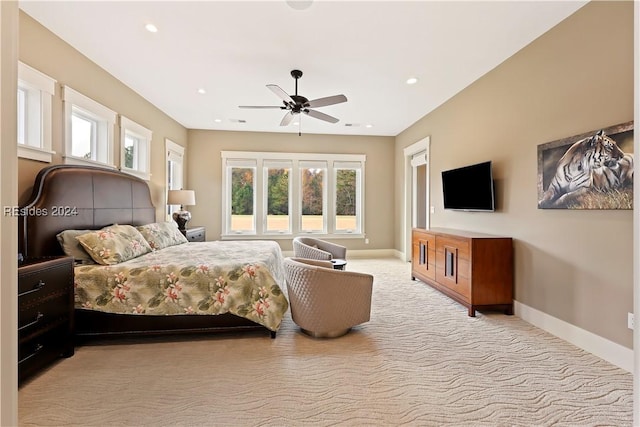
[20,164,275,340]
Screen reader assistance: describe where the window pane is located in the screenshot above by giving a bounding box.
[266,167,290,232]
[301,167,324,232]
[231,167,255,232]
[71,114,95,159]
[124,134,137,169]
[17,88,26,145]
[336,168,358,231]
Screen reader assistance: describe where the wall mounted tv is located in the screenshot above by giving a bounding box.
[441,161,495,211]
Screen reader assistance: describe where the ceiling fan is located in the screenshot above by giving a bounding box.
[239,69,347,129]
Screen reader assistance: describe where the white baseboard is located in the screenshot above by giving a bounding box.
[347,249,402,259]
[282,249,403,259]
[515,300,633,372]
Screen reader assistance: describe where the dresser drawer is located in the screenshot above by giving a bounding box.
[19,323,72,382]
[19,291,71,337]
[19,258,73,301]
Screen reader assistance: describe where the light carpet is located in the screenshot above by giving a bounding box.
[18,258,632,426]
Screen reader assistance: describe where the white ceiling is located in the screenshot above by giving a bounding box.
[19,0,587,137]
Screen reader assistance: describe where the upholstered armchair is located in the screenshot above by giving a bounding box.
[292,236,347,261]
[283,257,373,338]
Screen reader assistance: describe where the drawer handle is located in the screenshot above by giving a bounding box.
[18,343,44,365]
[18,312,44,332]
[20,280,46,297]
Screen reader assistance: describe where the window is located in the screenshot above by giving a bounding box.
[120,116,151,180]
[264,160,292,234]
[334,161,362,234]
[227,159,256,234]
[62,85,116,167]
[300,161,327,233]
[221,151,365,239]
[166,139,185,220]
[17,62,56,162]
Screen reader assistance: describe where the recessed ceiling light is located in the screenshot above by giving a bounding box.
[213,119,222,123]
[286,0,313,10]
[145,23,158,33]
[365,124,373,128]
[406,77,418,85]
[197,88,206,94]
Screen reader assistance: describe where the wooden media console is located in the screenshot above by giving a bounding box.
[411,228,514,317]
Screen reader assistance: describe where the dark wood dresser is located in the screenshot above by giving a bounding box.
[18,256,74,384]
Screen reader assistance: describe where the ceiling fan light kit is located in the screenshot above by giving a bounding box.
[239,69,347,135]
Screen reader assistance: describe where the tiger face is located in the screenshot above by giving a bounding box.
[589,130,624,168]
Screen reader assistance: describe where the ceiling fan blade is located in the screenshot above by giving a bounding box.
[238,105,284,109]
[267,84,295,105]
[304,109,339,124]
[280,112,296,126]
[306,94,347,108]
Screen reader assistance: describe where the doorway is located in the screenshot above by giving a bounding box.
[403,136,430,261]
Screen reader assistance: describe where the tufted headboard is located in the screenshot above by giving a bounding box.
[20,165,156,258]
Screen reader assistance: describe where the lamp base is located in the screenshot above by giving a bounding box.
[172,209,191,231]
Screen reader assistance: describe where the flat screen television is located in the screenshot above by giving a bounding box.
[441,161,495,211]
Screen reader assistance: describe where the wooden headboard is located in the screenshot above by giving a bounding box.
[20,165,156,258]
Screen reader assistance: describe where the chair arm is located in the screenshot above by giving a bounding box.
[293,239,333,260]
[289,257,334,269]
[315,240,347,260]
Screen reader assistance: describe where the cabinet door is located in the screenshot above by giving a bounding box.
[412,231,436,280]
[435,236,470,299]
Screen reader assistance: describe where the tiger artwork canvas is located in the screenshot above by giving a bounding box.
[537,121,634,209]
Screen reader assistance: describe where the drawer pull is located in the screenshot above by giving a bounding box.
[20,280,46,297]
[19,343,44,365]
[18,312,44,332]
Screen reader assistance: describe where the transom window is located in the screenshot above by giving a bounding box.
[120,115,152,180]
[221,151,365,239]
[70,110,97,159]
[17,62,56,162]
[62,85,116,168]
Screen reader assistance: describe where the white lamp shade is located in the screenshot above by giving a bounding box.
[167,189,196,206]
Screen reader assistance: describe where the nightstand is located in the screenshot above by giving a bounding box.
[182,226,206,242]
[18,256,74,384]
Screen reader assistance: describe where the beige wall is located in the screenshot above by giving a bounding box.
[395,1,634,348]
[187,130,395,252]
[17,12,188,220]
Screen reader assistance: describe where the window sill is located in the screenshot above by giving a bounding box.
[63,155,116,169]
[18,145,55,163]
[221,233,365,241]
[120,167,151,181]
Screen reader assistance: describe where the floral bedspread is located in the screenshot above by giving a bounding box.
[74,240,288,331]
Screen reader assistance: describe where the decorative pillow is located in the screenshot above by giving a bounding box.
[56,229,96,265]
[75,224,152,265]
[136,221,188,250]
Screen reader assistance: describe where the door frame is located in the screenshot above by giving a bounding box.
[403,136,430,261]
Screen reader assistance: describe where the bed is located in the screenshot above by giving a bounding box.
[19,164,288,339]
